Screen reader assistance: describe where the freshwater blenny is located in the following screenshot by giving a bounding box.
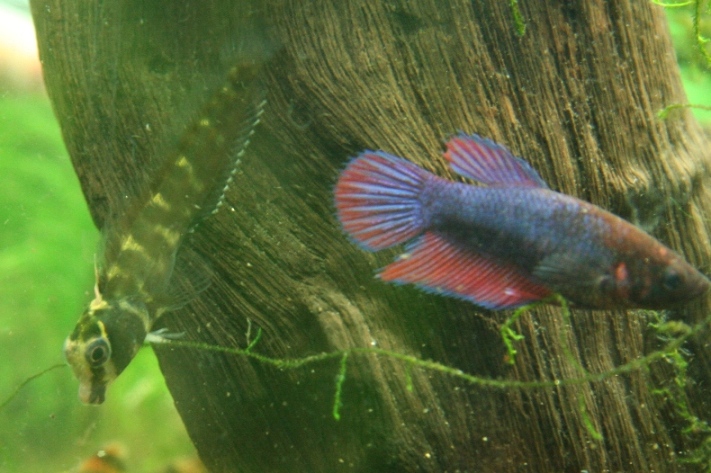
[64,65,265,404]
[334,133,709,310]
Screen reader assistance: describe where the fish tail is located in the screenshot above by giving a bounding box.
[335,151,430,251]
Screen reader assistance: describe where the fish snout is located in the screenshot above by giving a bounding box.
[79,381,106,405]
[643,259,711,309]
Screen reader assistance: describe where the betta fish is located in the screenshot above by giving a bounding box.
[334,133,709,310]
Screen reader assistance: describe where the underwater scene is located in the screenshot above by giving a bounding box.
[2,0,711,472]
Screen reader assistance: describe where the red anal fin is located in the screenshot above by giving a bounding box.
[379,232,551,310]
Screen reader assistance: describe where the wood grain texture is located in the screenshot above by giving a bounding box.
[31,0,711,471]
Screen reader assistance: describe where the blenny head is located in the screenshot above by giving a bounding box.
[64,292,150,404]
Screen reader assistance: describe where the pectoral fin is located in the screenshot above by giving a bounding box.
[532,252,611,297]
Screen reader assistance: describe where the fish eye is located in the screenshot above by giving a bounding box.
[85,338,111,367]
[662,269,682,292]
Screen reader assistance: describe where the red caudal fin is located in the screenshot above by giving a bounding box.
[380,232,551,309]
[334,151,431,251]
[444,133,549,188]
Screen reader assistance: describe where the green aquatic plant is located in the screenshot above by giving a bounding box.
[500,301,531,365]
[145,302,711,417]
[653,0,711,67]
[509,0,526,36]
[3,296,709,462]
[501,295,604,440]
[579,392,604,441]
[652,1,695,8]
[6,298,708,410]
[647,311,711,468]
[332,352,349,420]
[692,0,711,66]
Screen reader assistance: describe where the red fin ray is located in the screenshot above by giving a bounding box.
[335,151,431,251]
[380,232,551,309]
[444,133,548,188]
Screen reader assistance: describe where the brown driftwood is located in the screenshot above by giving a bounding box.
[31,0,711,471]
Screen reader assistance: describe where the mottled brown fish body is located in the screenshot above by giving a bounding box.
[64,61,266,404]
[101,63,265,300]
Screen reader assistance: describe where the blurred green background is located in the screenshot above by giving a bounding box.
[665,2,711,124]
[0,2,709,472]
[0,2,198,471]
[0,95,197,470]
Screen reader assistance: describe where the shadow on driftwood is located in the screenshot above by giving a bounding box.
[31,0,711,471]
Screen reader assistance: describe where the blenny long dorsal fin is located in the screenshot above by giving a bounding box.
[100,62,266,300]
[200,87,267,223]
[444,133,548,188]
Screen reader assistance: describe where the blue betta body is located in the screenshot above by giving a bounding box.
[334,133,709,310]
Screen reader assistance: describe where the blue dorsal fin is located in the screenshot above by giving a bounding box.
[444,133,549,188]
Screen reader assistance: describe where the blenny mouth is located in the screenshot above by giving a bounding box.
[79,382,106,405]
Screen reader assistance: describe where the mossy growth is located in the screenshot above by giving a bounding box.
[647,310,711,469]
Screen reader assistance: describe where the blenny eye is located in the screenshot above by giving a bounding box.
[662,268,682,292]
[85,338,111,367]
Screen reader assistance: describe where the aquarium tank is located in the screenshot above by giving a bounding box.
[2,1,711,472]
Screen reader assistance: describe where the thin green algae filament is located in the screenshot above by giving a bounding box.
[3,297,710,458]
[332,352,349,421]
[652,1,695,7]
[0,363,66,411]
[509,0,526,37]
[141,297,711,423]
[657,103,711,118]
[501,295,603,440]
[500,299,540,365]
